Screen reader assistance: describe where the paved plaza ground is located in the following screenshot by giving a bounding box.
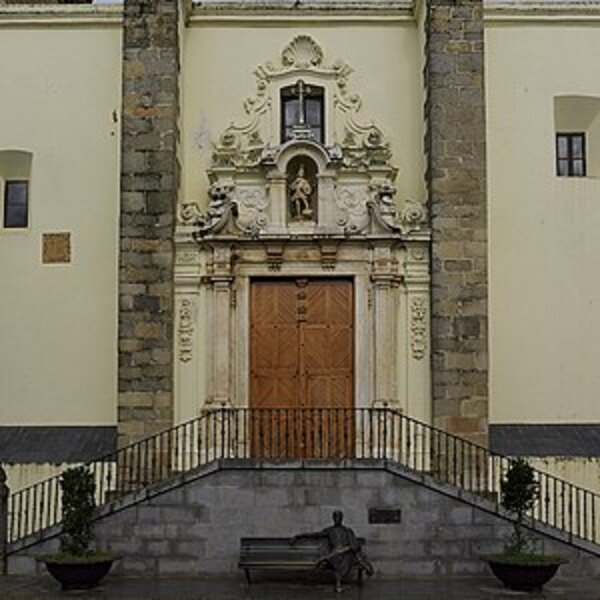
[0,575,599,599]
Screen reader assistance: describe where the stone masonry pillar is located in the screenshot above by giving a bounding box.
[119,0,180,445]
[424,0,488,445]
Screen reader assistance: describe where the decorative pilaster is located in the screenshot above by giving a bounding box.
[266,172,287,234]
[425,0,488,445]
[404,244,432,424]
[118,0,180,444]
[174,239,202,423]
[209,246,234,407]
[371,244,400,407]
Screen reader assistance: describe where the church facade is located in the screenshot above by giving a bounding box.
[1,0,599,494]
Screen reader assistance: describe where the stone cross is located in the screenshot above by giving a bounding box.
[291,79,310,126]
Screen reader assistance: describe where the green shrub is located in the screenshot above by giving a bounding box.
[500,458,539,555]
[59,466,96,557]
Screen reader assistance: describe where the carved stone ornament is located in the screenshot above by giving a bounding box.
[181,184,236,235]
[367,185,428,235]
[410,246,427,262]
[178,299,194,363]
[333,182,428,236]
[235,187,269,234]
[410,296,428,360]
[335,186,370,234]
[183,35,429,240]
[180,202,203,224]
[400,198,428,231]
[211,35,393,171]
[184,183,270,238]
[177,250,198,266]
[281,35,323,69]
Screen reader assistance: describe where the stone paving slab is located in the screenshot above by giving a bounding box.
[0,576,599,599]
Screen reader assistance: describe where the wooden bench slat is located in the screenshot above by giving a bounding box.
[239,536,367,585]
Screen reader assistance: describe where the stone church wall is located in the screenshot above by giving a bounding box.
[486,18,600,429]
[0,21,121,429]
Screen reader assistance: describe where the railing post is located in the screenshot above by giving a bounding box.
[0,465,8,575]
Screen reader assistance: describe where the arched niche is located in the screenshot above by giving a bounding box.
[286,155,318,223]
[265,139,339,233]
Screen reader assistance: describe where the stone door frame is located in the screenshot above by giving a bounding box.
[174,236,432,427]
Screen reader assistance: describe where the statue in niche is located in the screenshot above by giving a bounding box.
[289,164,313,219]
[288,159,317,221]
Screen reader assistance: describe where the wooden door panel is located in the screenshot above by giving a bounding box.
[304,376,354,458]
[250,376,298,406]
[303,328,353,370]
[250,278,354,458]
[306,280,353,324]
[306,375,352,408]
[251,326,298,371]
[250,280,299,409]
[252,280,297,324]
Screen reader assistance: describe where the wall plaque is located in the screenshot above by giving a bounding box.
[368,508,401,524]
[42,232,71,264]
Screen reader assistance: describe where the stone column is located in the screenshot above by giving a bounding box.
[119,0,180,444]
[0,466,7,575]
[425,0,488,445]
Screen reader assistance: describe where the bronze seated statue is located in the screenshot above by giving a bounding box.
[293,510,374,593]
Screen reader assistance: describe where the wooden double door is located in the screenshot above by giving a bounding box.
[249,278,354,458]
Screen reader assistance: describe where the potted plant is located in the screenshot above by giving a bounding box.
[483,458,567,591]
[40,466,115,589]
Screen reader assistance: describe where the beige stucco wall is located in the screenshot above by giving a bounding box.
[486,21,600,424]
[180,19,425,208]
[3,463,78,495]
[0,23,121,425]
[529,456,600,496]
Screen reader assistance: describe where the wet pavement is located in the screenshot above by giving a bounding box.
[1,575,599,600]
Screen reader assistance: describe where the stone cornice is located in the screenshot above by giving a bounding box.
[193,0,412,10]
[189,1,414,23]
[189,1,600,25]
[0,4,122,26]
[486,0,600,22]
[2,1,600,26]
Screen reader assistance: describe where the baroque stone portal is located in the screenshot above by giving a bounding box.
[174,35,431,429]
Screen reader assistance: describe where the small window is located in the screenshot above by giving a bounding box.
[281,81,324,144]
[556,133,586,177]
[4,180,29,228]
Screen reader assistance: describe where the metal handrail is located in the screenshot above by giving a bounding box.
[6,407,599,547]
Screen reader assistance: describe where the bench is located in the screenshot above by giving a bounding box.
[238,537,367,585]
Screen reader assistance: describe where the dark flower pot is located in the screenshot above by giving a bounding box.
[484,557,566,592]
[43,557,114,590]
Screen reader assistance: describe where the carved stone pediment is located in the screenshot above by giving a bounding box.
[211,34,393,172]
[181,35,429,241]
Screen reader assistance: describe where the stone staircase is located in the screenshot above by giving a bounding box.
[4,408,600,576]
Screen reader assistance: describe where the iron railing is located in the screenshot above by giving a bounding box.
[7,407,600,547]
